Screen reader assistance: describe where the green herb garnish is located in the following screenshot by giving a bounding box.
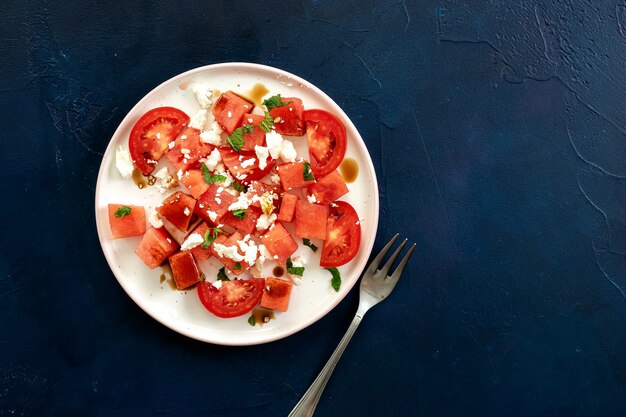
[201,163,227,184]
[258,111,275,133]
[200,273,206,282]
[248,315,256,326]
[114,206,132,218]
[233,262,242,271]
[227,128,246,152]
[232,209,247,220]
[326,268,341,292]
[233,181,248,193]
[303,238,318,253]
[262,94,290,111]
[303,162,315,181]
[286,257,305,277]
[201,227,222,249]
[217,267,230,281]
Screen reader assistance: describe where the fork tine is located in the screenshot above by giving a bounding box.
[385,243,416,288]
[376,239,407,277]
[368,233,399,274]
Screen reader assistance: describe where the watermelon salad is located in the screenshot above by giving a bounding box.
[107,84,361,322]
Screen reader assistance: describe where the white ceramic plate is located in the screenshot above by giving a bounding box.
[95,63,379,345]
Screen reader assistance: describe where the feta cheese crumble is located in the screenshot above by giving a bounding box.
[193,84,215,108]
[188,109,208,130]
[307,194,318,204]
[237,239,258,266]
[199,121,223,145]
[148,210,163,228]
[213,243,244,262]
[256,213,277,231]
[203,148,222,171]
[228,193,251,211]
[240,158,256,169]
[180,233,204,251]
[254,145,269,170]
[280,140,297,163]
[265,131,284,159]
[115,146,134,179]
[183,207,191,216]
[153,167,178,193]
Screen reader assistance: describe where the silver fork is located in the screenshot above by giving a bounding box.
[288,234,415,417]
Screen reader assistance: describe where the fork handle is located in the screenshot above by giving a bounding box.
[288,313,364,417]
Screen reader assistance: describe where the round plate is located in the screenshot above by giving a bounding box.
[95,63,379,345]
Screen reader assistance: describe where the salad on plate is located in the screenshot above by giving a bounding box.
[107,82,362,324]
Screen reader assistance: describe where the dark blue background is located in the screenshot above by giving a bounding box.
[3,0,626,415]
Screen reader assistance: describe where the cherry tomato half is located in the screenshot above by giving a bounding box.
[303,109,347,179]
[197,278,265,318]
[320,201,361,268]
[129,107,189,175]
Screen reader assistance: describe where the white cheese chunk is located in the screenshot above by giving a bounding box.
[180,233,204,251]
[254,145,269,170]
[188,109,208,130]
[213,243,244,262]
[256,213,277,231]
[207,210,218,222]
[240,158,256,169]
[153,167,178,194]
[148,210,163,228]
[115,146,134,179]
[193,84,215,108]
[265,131,284,159]
[280,139,297,163]
[237,239,258,266]
[228,193,251,211]
[259,244,271,260]
[203,148,222,171]
[199,120,223,145]
[307,194,318,204]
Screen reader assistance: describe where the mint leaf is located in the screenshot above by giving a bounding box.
[286,257,305,277]
[233,262,242,271]
[303,238,318,253]
[303,162,315,181]
[201,163,227,184]
[227,128,246,152]
[262,94,290,111]
[327,268,341,292]
[201,227,222,249]
[232,209,247,220]
[217,267,230,281]
[243,124,254,133]
[233,181,248,192]
[248,315,256,326]
[114,206,132,218]
[258,111,275,133]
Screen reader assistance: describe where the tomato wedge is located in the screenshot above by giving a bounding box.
[320,201,361,267]
[304,109,347,178]
[197,278,265,318]
[129,107,189,175]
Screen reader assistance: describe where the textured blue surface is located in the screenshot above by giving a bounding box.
[3,0,626,415]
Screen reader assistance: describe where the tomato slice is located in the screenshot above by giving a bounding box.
[320,201,361,267]
[129,107,189,175]
[303,109,347,178]
[197,278,265,318]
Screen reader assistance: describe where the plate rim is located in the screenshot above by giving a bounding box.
[94,62,379,345]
